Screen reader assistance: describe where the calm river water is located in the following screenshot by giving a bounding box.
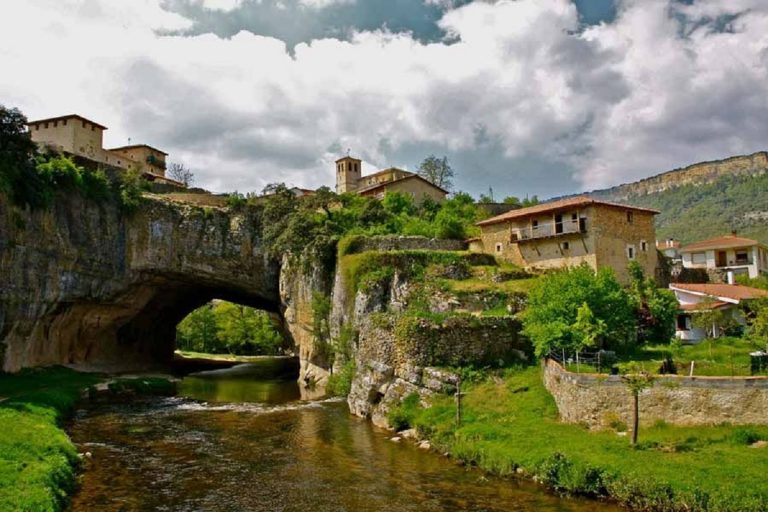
[68,358,619,512]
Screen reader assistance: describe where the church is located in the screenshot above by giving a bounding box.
[334,155,448,204]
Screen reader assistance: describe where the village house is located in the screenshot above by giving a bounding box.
[679,233,768,279]
[26,114,181,186]
[335,155,447,204]
[474,196,659,284]
[670,282,768,342]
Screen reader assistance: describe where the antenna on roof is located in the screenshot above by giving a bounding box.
[346,148,351,156]
[128,137,132,144]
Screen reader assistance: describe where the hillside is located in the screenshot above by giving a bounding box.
[582,152,768,244]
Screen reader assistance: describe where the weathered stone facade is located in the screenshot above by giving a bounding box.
[543,359,768,428]
[477,200,657,284]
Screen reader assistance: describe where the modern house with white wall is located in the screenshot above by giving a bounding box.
[679,234,768,279]
[670,283,768,342]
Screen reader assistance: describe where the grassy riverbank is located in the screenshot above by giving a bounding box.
[0,367,101,511]
[397,366,768,512]
[0,367,176,511]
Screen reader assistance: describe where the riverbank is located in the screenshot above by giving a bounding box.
[0,367,175,511]
[397,366,768,512]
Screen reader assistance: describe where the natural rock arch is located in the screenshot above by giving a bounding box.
[0,193,287,372]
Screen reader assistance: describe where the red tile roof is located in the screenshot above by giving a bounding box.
[109,144,168,156]
[356,174,449,195]
[670,283,768,301]
[679,301,730,311]
[679,234,764,252]
[475,196,659,227]
[27,114,108,130]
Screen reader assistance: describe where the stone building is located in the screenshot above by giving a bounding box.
[27,114,181,186]
[335,155,447,204]
[679,234,768,280]
[108,144,168,178]
[474,196,659,284]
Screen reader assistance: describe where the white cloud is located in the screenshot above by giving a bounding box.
[201,0,244,11]
[298,0,355,9]
[1,0,767,195]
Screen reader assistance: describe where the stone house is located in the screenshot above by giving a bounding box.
[679,234,768,280]
[474,196,659,284]
[27,114,181,186]
[108,144,168,178]
[335,155,447,204]
[670,282,768,342]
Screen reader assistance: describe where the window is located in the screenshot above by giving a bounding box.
[562,242,570,251]
[627,245,635,260]
[735,250,749,264]
[53,121,57,127]
[641,240,648,252]
[82,121,86,128]
[692,252,706,264]
[63,119,67,126]
[35,124,39,131]
[676,315,689,331]
[495,243,503,253]
[44,122,48,128]
[626,211,634,223]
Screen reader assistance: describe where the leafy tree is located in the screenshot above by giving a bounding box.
[620,363,655,445]
[747,298,768,349]
[177,304,219,353]
[627,261,678,342]
[118,168,149,212]
[572,302,606,352]
[692,297,737,339]
[478,193,494,204]
[522,264,636,356]
[0,105,45,207]
[417,155,454,191]
[521,195,540,207]
[502,196,521,207]
[167,162,194,187]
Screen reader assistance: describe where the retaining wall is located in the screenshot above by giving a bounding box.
[543,359,768,428]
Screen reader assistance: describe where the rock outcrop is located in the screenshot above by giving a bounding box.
[0,192,280,372]
[588,151,768,202]
[1,190,528,429]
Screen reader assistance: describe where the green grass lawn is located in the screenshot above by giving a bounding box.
[618,337,767,377]
[0,367,102,512]
[402,366,768,511]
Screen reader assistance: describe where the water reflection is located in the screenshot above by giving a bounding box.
[69,358,620,512]
[178,358,301,404]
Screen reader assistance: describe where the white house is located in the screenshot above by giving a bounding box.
[679,234,768,279]
[670,283,768,342]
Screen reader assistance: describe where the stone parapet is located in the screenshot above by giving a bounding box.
[543,359,768,428]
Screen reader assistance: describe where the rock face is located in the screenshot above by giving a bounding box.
[1,191,526,430]
[0,192,280,372]
[589,151,768,201]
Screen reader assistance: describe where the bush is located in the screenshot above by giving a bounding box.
[326,361,355,397]
[732,428,762,445]
[388,392,422,431]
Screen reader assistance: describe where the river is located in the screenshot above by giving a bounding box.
[68,358,619,511]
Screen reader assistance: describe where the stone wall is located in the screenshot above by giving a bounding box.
[543,359,768,428]
[342,235,466,255]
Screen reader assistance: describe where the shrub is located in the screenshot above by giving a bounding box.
[388,392,422,431]
[326,360,355,397]
[732,428,762,445]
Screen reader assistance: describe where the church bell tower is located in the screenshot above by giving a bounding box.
[335,155,362,194]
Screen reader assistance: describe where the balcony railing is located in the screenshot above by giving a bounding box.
[511,218,586,242]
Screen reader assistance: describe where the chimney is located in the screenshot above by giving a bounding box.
[726,270,735,285]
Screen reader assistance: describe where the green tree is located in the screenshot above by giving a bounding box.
[417,155,454,191]
[502,196,521,207]
[177,304,220,353]
[214,302,282,355]
[692,297,737,339]
[522,264,636,356]
[521,195,540,207]
[0,105,46,208]
[620,363,656,445]
[572,302,606,352]
[627,261,678,342]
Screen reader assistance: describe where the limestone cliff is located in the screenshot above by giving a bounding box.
[588,151,768,201]
[0,191,281,372]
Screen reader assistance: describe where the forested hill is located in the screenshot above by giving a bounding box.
[582,152,768,244]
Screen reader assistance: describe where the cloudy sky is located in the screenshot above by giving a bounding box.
[2,0,767,199]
